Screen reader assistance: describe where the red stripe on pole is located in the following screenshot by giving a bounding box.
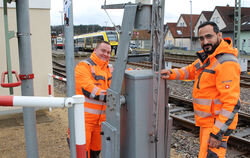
[76,144,86,158]
[48,84,52,95]
[0,96,14,106]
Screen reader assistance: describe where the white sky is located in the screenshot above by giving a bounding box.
[50,0,250,26]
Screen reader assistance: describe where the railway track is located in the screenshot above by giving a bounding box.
[52,60,250,88]
[169,95,250,152]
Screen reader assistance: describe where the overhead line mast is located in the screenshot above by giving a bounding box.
[234,0,241,55]
[151,0,165,157]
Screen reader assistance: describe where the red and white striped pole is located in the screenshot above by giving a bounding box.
[0,95,87,158]
[48,73,67,96]
[0,96,67,107]
[48,73,67,82]
[48,74,67,112]
[74,95,86,158]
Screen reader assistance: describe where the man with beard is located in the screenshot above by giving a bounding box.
[160,21,241,157]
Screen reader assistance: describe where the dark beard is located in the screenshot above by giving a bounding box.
[203,40,220,55]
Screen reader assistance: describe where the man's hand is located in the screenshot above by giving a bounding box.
[208,136,221,148]
[160,69,171,79]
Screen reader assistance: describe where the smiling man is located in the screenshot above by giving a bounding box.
[74,41,112,158]
[160,21,241,158]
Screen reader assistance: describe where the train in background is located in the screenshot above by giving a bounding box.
[54,36,64,49]
[74,31,119,52]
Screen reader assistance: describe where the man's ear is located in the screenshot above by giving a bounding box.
[218,32,222,39]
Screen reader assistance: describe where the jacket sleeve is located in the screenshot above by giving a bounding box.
[75,62,107,102]
[168,59,199,80]
[210,61,241,140]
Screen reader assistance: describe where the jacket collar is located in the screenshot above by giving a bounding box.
[90,52,109,68]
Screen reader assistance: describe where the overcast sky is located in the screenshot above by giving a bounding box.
[50,0,250,26]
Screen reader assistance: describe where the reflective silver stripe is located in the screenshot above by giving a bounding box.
[84,107,105,115]
[99,90,106,101]
[195,62,201,70]
[99,94,105,101]
[91,66,95,74]
[213,99,222,105]
[217,54,238,64]
[174,69,180,79]
[194,110,212,118]
[90,86,99,98]
[220,141,227,148]
[215,110,220,115]
[85,97,106,105]
[220,108,232,118]
[215,120,228,132]
[82,60,91,65]
[181,67,189,79]
[211,60,219,70]
[90,66,96,80]
[193,98,212,106]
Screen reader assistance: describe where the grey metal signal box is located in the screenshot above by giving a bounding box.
[102,70,167,158]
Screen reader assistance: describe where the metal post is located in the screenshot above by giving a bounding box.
[234,0,241,58]
[16,0,39,158]
[190,0,193,51]
[150,0,165,157]
[3,0,15,94]
[63,0,77,157]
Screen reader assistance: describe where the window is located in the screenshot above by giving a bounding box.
[106,31,118,41]
[78,38,83,42]
[168,31,171,37]
[86,37,91,45]
[242,22,247,25]
[177,30,182,35]
[216,17,220,23]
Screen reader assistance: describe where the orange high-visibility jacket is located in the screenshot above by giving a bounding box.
[168,38,241,141]
[75,52,112,124]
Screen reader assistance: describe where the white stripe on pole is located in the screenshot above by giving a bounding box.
[48,73,67,81]
[74,95,86,145]
[13,96,66,108]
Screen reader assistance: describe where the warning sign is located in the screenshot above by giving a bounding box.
[64,0,71,26]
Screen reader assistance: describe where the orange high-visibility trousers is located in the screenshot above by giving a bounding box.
[85,122,102,157]
[199,127,229,158]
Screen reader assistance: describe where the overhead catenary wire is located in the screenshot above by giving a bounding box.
[103,0,120,32]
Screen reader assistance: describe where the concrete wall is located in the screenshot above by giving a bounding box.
[0,2,52,97]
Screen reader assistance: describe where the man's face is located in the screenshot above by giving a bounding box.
[95,43,111,61]
[198,25,222,54]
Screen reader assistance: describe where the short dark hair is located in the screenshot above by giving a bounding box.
[96,40,110,48]
[198,21,220,34]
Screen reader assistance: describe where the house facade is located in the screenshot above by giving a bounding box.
[221,15,250,53]
[167,5,250,53]
[165,14,199,50]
